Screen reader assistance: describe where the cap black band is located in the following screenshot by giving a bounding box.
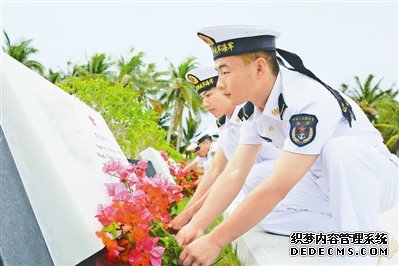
[211,35,276,60]
[197,134,211,144]
[189,75,218,94]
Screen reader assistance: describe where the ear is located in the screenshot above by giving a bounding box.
[254,57,267,77]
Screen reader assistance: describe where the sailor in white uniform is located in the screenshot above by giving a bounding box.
[185,131,218,172]
[177,25,398,266]
[171,66,332,236]
[170,66,277,232]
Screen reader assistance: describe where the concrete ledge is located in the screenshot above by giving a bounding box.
[225,194,398,265]
[232,226,398,265]
[233,226,344,265]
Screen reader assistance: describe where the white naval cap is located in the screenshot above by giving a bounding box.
[186,66,219,94]
[186,130,213,152]
[186,142,199,152]
[197,25,281,60]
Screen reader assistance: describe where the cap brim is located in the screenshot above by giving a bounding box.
[186,143,198,151]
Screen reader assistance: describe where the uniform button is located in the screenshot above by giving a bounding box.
[268,126,274,131]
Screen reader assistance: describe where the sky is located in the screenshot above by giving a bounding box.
[1,0,398,131]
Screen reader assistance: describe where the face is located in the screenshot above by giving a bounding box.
[200,87,233,118]
[195,140,210,157]
[215,56,257,106]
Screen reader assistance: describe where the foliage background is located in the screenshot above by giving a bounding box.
[57,76,184,160]
[3,30,398,155]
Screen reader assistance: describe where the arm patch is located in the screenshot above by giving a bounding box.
[289,114,318,147]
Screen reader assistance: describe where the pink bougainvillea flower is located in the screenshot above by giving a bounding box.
[102,160,123,174]
[129,237,164,266]
[129,248,151,266]
[135,168,146,178]
[128,172,139,184]
[121,224,131,234]
[96,204,115,226]
[140,237,165,266]
[149,245,165,266]
[112,190,133,202]
[126,163,137,173]
[136,160,148,170]
[104,182,128,197]
[159,150,168,161]
[117,167,129,181]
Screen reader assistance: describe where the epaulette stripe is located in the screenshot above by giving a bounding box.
[242,102,254,120]
[216,115,226,127]
[278,94,288,120]
[237,108,244,121]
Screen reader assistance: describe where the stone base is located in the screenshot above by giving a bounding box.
[0,126,53,265]
[225,193,398,265]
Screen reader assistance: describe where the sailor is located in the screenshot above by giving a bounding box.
[177,25,398,266]
[184,131,218,172]
[171,66,331,238]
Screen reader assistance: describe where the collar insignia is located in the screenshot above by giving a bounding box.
[271,108,280,116]
[216,115,226,128]
[278,93,288,120]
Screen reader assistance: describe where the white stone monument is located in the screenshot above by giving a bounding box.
[140,147,175,184]
[1,53,129,265]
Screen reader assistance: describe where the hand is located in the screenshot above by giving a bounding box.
[175,222,204,247]
[178,234,222,266]
[183,168,192,175]
[168,209,192,234]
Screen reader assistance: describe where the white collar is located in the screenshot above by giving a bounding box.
[225,103,245,126]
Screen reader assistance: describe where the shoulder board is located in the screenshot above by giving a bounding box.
[278,93,288,120]
[238,102,254,121]
[216,115,226,127]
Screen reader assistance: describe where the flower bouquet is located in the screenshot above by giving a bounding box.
[95,159,184,265]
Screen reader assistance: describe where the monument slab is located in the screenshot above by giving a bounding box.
[1,53,128,265]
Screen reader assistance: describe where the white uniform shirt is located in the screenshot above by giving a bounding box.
[240,67,384,172]
[219,104,278,162]
[194,141,219,171]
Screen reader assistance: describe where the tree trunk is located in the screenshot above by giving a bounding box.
[176,118,183,152]
[166,99,179,144]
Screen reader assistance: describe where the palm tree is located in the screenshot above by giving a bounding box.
[117,48,146,82]
[68,53,113,78]
[340,75,398,123]
[87,53,112,75]
[183,112,202,153]
[117,48,168,107]
[374,101,399,155]
[2,30,45,75]
[341,74,399,154]
[160,57,203,149]
[46,68,63,84]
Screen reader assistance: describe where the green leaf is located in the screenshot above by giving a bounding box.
[102,222,120,239]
